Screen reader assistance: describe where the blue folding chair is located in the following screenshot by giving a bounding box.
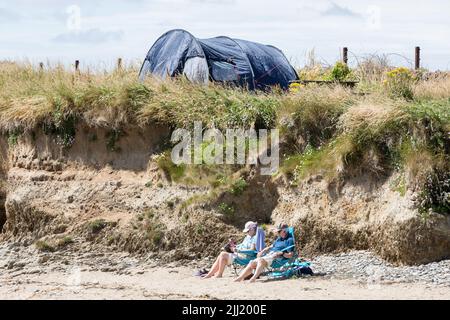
[263,227,312,279]
[268,227,297,269]
[232,227,265,275]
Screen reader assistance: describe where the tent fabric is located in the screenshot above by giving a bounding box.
[198,37,255,89]
[183,57,209,85]
[233,39,298,90]
[139,29,298,90]
[139,29,205,81]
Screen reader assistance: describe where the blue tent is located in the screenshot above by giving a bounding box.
[139,29,299,90]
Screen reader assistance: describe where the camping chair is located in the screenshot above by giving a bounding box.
[268,227,298,269]
[263,227,312,280]
[232,227,265,275]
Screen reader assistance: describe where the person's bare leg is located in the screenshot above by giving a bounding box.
[203,260,219,279]
[234,261,257,282]
[249,259,268,283]
[214,253,230,278]
[203,253,224,279]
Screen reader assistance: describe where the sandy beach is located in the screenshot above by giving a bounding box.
[1,244,449,300]
[2,264,449,300]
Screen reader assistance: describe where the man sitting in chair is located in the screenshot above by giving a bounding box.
[203,221,258,279]
[235,223,294,283]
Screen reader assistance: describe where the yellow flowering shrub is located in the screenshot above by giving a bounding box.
[384,67,415,99]
[289,82,304,94]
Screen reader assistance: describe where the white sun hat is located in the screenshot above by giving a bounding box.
[243,221,257,233]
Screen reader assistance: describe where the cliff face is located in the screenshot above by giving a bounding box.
[0,122,449,265]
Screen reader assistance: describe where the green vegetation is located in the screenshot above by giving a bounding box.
[418,169,450,215]
[57,236,75,248]
[35,240,55,252]
[297,61,355,82]
[218,202,235,216]
[106,129,123,152]
[229,177,248,196]
[35,236,74,252]
[145,181,153,188]
[154,150,242,187]
[390,174,407,196]
[42,104,77,149]
[87,219,108,234]
[155,152,186,183]
[329,62,352,81]
[7,129,21,147]
[384,67,415,100]
[133,210,166,247]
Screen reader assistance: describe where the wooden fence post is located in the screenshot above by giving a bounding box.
[75,60,80,73]
[343,47,348,65]
[415,46,421,70]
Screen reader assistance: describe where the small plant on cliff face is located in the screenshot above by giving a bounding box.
[166,200,175,209]
[210,174,228,188]
[57,236,74,248]
[417,169,450,215]
[406,101,449,152]
[195,224,205,235]
[42,105,77,149]
[87,219,108,234]
[145,181,153,188]
[390,173,407,197]
[35,240,55,252]
[218,202,235,216]
[106,129,123,152]
[229,177,248,196]
[154,152,186,183]
[134,210,165,247]
[7,130,21,147]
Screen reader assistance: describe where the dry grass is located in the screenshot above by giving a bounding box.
[136,78,279,130]
[413,76,450,101]
[278,85,355,150]
[0,62,143,130]
[339,100,408,136]
[0,62,279,132]
[354,54,392,83]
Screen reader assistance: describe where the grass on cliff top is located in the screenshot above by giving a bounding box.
[0,61,279,132]
[0,60,449,133]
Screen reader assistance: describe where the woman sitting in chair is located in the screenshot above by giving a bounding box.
[203,221,258,279]
[235,223,294,283]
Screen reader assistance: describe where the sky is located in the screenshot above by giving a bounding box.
[0,0,449,70]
